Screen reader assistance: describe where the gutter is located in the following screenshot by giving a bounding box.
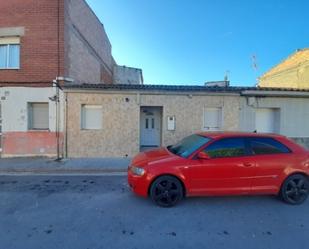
[241,90,309,98]
[63,88,240,96]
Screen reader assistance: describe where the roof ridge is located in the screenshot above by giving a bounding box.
[64,83,309,93]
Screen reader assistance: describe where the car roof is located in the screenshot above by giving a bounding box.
[197,131,285,140]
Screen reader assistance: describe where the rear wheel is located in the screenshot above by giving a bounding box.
[280,174,309,205]
[150,176,183,207]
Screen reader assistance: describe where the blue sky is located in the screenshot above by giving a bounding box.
[86,0,309,86]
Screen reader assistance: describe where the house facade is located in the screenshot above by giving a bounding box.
[1,1,308,159]
[64,84,309,158]
[0,0,142,157]
[259,48,309,89]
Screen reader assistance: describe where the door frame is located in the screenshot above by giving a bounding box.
[139,106,163,149]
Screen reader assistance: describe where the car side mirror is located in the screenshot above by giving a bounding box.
[197,151,210,160]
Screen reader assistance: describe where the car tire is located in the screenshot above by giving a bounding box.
[280,174,309,205]
[150,175,184,207]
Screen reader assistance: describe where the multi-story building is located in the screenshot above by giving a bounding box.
[0,0,142,157]
[1,1,308,159]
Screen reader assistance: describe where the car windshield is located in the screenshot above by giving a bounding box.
[168,134,211,158]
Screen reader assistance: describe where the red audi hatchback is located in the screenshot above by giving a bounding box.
[128,132,309,207]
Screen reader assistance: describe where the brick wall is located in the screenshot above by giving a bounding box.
[0,0,65,86]
[64,0,114,84]
[0,0,115,86]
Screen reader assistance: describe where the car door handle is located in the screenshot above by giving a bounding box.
[243,162,254,167]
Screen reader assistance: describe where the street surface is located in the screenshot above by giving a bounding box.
[0,175,308,249]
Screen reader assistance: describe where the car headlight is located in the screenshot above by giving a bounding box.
[130,166,145,176]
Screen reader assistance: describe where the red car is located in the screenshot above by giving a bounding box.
[128,132,309,207]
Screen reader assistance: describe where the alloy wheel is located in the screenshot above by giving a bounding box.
[281,174,309,205]
[150,176,183,207]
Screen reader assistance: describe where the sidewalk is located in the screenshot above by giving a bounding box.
[0,157,131,175]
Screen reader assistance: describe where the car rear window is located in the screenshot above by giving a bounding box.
[249,137,291,155]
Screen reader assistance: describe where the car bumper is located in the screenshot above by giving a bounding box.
[127,170,149,197]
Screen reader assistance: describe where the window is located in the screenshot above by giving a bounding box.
[145,118,149,129]
[205,138,246,158]
[0,37,20,69]
[28,103,49,130]
[204,107,222,131]
[249,137,290,155]
[81,105,102,130]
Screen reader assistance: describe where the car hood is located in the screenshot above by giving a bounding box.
[131,147,176,167]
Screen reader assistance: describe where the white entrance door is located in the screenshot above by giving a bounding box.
[255,108,278,133]
[140,107,161,147]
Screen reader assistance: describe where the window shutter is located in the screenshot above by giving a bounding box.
[81,105,102,130]
[204,107,222,130]
[0,37,20,45]
[30,103,49,130]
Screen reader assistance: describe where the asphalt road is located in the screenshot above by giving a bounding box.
[0,175,308,249]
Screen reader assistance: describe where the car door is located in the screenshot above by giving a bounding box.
[247,137,293,194]
[187,137,257,196]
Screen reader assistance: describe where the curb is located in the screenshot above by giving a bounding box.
[0,168,127,176]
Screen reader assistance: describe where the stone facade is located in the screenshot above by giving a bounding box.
[66,90,240,158]
[65,86,309,158]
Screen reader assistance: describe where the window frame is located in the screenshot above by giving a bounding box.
[246,137,292,156]
[0,43,20,70]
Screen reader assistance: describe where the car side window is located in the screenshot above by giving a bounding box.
[249,137,291,155]
[204,138,246,158]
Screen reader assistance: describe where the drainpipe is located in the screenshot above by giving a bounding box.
[64,91,68,158]
[56,0,61,160]
[52,79,62,160]
[54,77,73,159]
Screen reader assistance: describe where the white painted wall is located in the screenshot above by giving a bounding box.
[0,87,64,132]
[113,65,143,85]
[240,96,309,137]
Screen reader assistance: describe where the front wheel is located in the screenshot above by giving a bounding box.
[149,176,184,207]
[280,174,309,205]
